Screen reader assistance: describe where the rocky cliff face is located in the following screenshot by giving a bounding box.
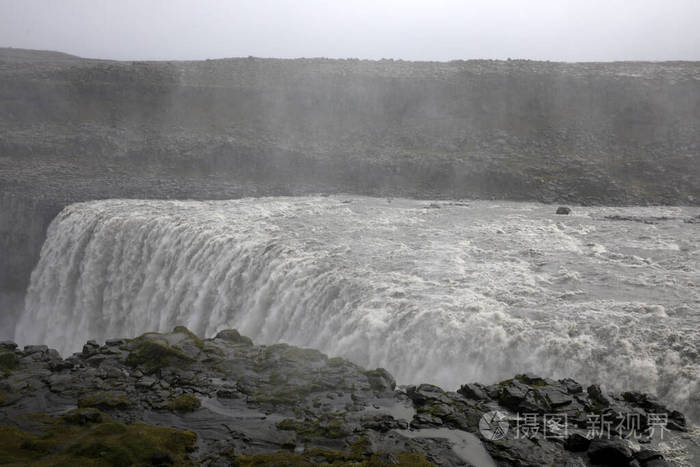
[0,327,694,466]
[1,47,699,338]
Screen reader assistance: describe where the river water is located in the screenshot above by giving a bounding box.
[14,196,700,421]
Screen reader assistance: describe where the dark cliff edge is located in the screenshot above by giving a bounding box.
[0,327,695,466]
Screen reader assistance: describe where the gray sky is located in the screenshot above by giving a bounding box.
[1,0,699,62]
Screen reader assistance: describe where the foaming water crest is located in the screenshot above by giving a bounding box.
[15,197,700,422]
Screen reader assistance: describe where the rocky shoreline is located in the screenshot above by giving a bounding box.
[0,327,696,466]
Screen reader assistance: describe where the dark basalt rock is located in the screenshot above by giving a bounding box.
[22,344,48,355]
[587,438,634,465]
[406,383,451,405]
[458,382,490,400]
[634,449,665,464]
[1,327,695,466]
[560,377,584,394]
[556,206,572,214]
[0,341,17,351]
[213,328,253,346]
[564,433,591,452]
[150,451,175,466]
[588,384,611,407]
[667,410,687,432]
[364,367,396,392]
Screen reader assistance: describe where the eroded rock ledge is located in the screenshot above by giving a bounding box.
[0,327,695,466]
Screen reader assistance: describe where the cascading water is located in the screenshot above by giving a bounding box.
[15,196,700,421]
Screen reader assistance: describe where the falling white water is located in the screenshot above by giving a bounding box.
[15,197,700,421]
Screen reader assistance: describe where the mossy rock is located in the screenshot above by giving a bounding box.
[62,408,104,425]
[215,329,253,346]
[78,392,130,411]
[172,325,205,350]
[126,339,193,373]
[364,368,396,392]
[280,346,327,363]
[325,357,361,370]
[0,350,17,373]
[276,416,348,439]
[260,344,327,365]
[515,374,548,387]
[392,453,433,466]
[167,394,201,413]
[252,382,329,407]
[232,449,432,466]
[0,417,197,466]
[232,451,315,466]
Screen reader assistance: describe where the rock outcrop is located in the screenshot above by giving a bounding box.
[0,327,695,466]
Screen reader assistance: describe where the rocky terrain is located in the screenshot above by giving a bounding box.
[1,48,700,335]
[0,326,696,466]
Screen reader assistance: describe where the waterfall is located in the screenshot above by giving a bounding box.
[15,197,700,422]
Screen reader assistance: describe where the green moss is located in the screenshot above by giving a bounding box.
[233,451,314,466]
[515,374,548,387]
[232,449,433,466]
[281,346,327,363]
[349,436,371,459]
[363,368,395,392]
[126,339,193,373]
[0,350,17,373]
[276,416,348,439]
[394,452,433,466]
[0,418,197,466]
[69,441,133,467]
[260,344,327,365]
[204,345,226,357]
[252,382,328,407]
[62,408,104,425]
[280,439,296,450]
[214,329,253,346]
[172,325,204,350]
[78,392,130,411]
[92,423,128,436]
[0,425,40,464]
[327,357,347,367]
[167,394,201,413]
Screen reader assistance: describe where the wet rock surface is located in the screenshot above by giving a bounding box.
[0,328,697,466]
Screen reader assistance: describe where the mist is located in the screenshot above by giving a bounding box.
[1,0,700,61]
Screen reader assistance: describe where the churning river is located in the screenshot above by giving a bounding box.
[13,197,700,421]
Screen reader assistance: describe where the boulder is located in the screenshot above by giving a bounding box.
[556,206,572,215]
[23,345,48,355]
[364,368,396,392]
[587,438,633,465]
[406,384,451,405]
[564,433,591,452]
[587,385,610,407]
[214,329,253,346]
[634,450,665,465]
[458,383,490,401]
[0,341,17,351]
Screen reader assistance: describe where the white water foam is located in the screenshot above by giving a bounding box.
[15,197,700,421]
